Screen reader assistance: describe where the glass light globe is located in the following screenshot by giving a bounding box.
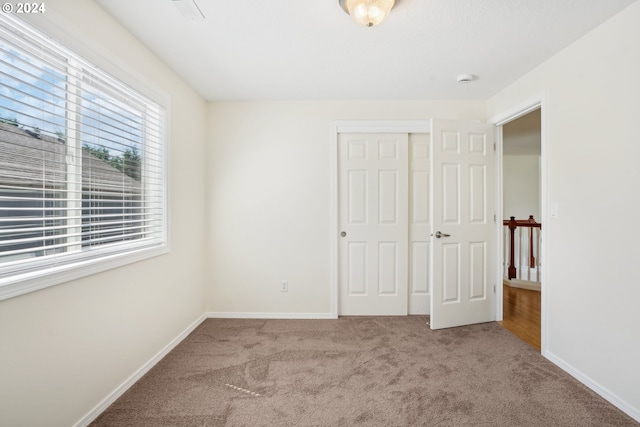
[344,0,396,27]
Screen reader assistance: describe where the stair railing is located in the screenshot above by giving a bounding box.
[503,215,541,282]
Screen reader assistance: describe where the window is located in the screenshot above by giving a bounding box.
[0,15,167,299]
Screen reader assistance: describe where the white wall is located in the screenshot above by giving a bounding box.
[489,0,640,420]
[0,2,208,426]
[206,101,485,315]
[503,155,540,220]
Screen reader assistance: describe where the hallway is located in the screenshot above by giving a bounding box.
[500,283,541,351]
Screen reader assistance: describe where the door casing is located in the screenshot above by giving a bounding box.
[489,94,548,354]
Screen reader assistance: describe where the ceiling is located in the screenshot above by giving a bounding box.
[94,0,635,102]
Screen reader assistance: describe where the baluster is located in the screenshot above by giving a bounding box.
[526,226,532,281]
[528,215,536,269]
[503,226,508,278]
[518,226,524,280]
[508,216,516,280]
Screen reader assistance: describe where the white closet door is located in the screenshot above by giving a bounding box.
[338,133,408,315]
[409,133,431,314]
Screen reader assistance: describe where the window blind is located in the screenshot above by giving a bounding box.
[0,14,166,284]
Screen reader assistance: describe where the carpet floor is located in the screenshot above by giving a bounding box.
[91,317,638,426]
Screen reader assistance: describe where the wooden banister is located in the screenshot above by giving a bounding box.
[503,215,541,280]
[502,215,541,229]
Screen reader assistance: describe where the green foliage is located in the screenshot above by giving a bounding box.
[83,144,110,161]
[122,147,141,181]
[0,116,20,127]
[82,144,142,181]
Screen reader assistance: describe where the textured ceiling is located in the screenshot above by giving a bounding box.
[95,0,636,101]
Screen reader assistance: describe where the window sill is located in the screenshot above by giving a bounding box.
[0,244,169,302]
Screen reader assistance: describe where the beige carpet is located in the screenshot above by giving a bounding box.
[92,317,637,426]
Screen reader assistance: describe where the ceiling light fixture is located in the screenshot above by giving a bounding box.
[339,0,397,27]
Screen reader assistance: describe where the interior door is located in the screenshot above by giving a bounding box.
[430,119,496,329]
[408,133,431,314]
[338,133,408,315]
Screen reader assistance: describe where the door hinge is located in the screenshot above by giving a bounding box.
[493,213,496,222]
[493,285,496,293]
[493,142,496,151]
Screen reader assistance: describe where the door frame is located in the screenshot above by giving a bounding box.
[330,120,431,318]
[489,94,548,353]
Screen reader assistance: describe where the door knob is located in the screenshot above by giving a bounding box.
[434,231,450,238]
[340,231,347,237]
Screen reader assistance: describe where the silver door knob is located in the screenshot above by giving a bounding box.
[434,231,450,238]
[340,231,347,237]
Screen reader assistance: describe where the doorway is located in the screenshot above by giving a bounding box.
[499,108,542,351]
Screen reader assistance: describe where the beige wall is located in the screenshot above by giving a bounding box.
[206,100,486,315]
[489,0,640,418]
[503,155,540,220]
[0,2,208,426]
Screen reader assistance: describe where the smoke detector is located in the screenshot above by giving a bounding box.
[456,74,475,84]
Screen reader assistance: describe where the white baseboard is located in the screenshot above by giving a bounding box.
[74,313,207,427]
[206,311,337,319]
[544,350,640,423]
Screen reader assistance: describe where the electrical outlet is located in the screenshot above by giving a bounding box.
[281,281,288,292]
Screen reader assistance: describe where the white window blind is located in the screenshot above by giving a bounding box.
[0,15,166,296]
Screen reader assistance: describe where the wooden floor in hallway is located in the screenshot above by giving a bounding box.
[499,283,541,351]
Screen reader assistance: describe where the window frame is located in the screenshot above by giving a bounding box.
[0,15,169,301]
